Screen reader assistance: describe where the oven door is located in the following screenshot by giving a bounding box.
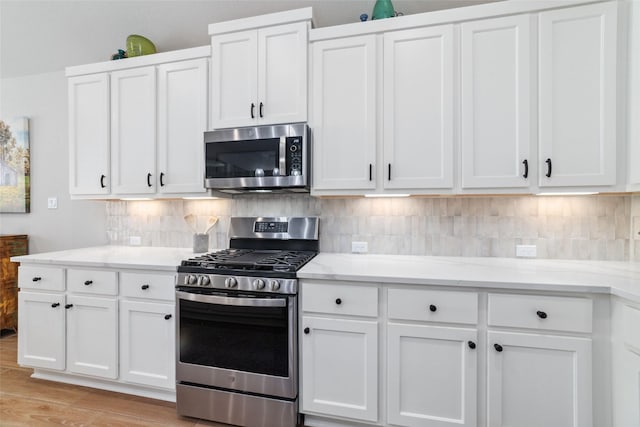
[176,289,297,399]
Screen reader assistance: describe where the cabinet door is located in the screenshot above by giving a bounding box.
[383,25,454,190]
[538,2,617,187]
[615,348,640,427]
[120,300,175,389]
[211,30,258,129]
[111,66,156,194]
[301,316,378,422]
[17,291,65,370]
[157,58,208,194]
[387,323,477,427]
[487,331,592,427]
[68,73,110,195]
[258,22,308,125]
[461,15,533,189]
[311,35,377,191]
[66,294,118,379]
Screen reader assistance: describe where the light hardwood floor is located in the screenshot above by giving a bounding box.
[0,331,228,426]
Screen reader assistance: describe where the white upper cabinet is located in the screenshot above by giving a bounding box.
[110,66,157,195]
[311,35,377,191]
[460,15,533,190]
[68,73,110,195]
[157,58,208,194]
[210,11,310,129]
[383,25,454,190]
[66,46,210,198]
[538,1,617,188]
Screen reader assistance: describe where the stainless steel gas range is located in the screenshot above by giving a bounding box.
[175,216,319,427]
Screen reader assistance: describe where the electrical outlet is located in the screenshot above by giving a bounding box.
[516,244,537,258]
[352,241,368,254]
[47,197,58,209]
[129,236,142,246]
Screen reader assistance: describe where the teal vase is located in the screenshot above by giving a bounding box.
[372,0,395,20]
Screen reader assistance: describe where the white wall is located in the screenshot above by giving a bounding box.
[0,71,107,253]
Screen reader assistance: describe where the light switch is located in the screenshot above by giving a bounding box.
[47,197,58,209]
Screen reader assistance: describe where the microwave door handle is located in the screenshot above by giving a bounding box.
[177,290,286,307]
[279,137,287,176]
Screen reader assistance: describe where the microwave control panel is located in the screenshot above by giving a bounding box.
[286,137,303,176]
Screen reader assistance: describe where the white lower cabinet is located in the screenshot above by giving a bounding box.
[486,331,592,427]
[18,291,66,370]
[387,323,477,427]
[66,294,118,379]
[301,316,379,422]
[120,300,175,389]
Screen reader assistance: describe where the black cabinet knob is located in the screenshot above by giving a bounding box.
[160,172,165,187]
[100,174,106,188]
[494,343,503,352]
[536,310,548,319]
[335,298,342,305]
[65,304,74,309]
[147,173,152,187]
[259,102,264,118]
[141,284,150,290]
[32,277,42,282]
[250,103,256,119]
[164,314,172,320]
[51,303,60,308]
[429,304,437,312]
[303,327,310,334]
[522,159,529,179]
[468,341,476,349]
[84,280,93,286]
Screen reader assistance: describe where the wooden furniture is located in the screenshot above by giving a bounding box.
[0,234,28,332]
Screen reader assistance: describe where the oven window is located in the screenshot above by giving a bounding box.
[206,138,280,178]
[179,297,289,377]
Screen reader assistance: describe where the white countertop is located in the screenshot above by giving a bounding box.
[11,245,199,272]
[298,253,640,302]
[12,246,640,302]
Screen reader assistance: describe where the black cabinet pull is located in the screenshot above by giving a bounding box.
[522,159,529,179]
[147,173,152,187]
[494,343,503,352]
[84,280,93,286]
[468,341,476,349]
[536,310,548,319]
[369,164,373,181]
[429,304,437,312]
[164,314,172,320]
[32,277,42,282]
[51,303,60,308]
[388,164,391,181]
[250,103,255,119]
[303,327,310,334]
[335,298,342,305]
[141,284,150,290]
[259,102,264,118]
[100,174,106,188]
[160,172,165,187]
[545,158,552,178]
[65,304,74,309]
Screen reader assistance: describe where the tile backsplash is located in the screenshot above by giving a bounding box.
[106,194,639,261]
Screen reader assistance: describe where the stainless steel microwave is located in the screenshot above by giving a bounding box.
[204,123,310,193]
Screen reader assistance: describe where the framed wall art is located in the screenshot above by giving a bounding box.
[0,117,30,213]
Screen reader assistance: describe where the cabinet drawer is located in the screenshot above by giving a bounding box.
[488,293,592,333]
[67,269,117,295]
[302,282,378,317]
[120,272,175,301]
[623,304,640,350]
[18,265,65,291]
[388,288,478,324]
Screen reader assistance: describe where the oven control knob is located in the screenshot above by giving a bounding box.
[198,275,211,286]
[186,275,198,285]
[225,277,238,288]
[269,280,281,291]
[253,279,265,290]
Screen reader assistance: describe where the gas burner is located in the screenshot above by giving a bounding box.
[179,249,317,275]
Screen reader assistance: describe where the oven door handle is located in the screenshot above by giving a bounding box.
[176,290,287,307]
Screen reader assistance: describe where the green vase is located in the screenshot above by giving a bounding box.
[372,0,395,20]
